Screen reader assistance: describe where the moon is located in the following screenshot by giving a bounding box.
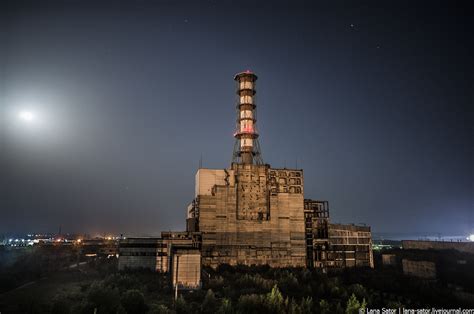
[18,110,35,122]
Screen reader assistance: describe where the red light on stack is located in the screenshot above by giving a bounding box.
[232,71,261,164]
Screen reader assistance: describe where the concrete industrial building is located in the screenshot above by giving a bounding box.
[118,233,202,289]
[402,240,474,254]
[402,259,437,279]
[118,71,373,285]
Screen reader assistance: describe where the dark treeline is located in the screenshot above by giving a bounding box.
[1,247,474,313]
[36,263,474,313]
[0,245,80,293]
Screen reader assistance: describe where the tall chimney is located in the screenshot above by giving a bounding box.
[232,70,263,165]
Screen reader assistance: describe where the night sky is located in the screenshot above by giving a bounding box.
[1,0,472,237]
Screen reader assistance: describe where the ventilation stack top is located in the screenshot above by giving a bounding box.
[232,70,263,165]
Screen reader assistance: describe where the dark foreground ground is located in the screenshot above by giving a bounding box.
[0,246,473,313]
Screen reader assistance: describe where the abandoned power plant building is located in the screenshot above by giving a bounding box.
[119,232,202,289]
[118,71,373,287]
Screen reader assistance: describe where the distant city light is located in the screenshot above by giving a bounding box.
[18,110,35,122]
[468,234,474,242]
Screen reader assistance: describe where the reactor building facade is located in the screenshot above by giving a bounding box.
[119,71,373,287]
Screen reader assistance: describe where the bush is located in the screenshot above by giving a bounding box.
[319,299,331,314]
[217,298,233,314]
[345,293,366,314]
[148,304,171,314]
[276,271,299,295]
[348,284,368,302]
[288,298,301,314]
[236,294,266,314]
[104,274,140,292]
[86,282,121,314]
[201,289,218,314]
[175,296,191,314]
[235,274,275,294]
[120,289,147,314]
[51,297,71,314]
[265,285,285,314]
[208,276,225,290]
[300,297,313,314]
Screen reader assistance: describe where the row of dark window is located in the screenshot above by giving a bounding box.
[119,243,167,248]
[120,252,168,257]
[269,171,302,177]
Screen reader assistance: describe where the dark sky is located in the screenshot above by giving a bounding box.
[1,0,472,237]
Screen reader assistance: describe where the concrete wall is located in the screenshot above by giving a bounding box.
[382,254,397,266]
[194,165,373,269]
[118,235,196,273]
[328,224,374,268]
[196,164,306,268]
[402,259,436,279]
[195,169,234,197]
[402,240,474,254]
[171,248,201,289]
[118,238,163,271]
